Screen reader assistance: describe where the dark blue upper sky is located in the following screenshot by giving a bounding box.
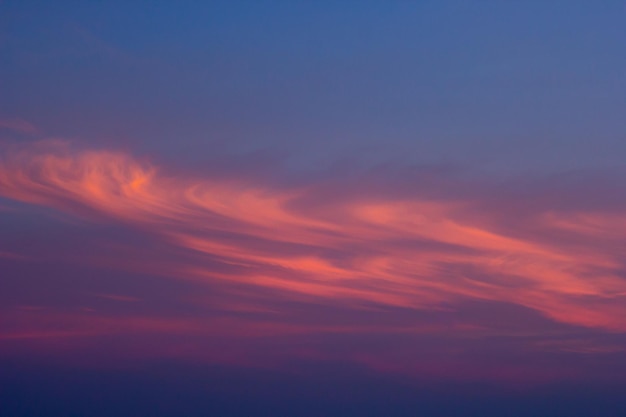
[3,0,626,173]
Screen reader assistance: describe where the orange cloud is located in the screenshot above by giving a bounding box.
[1,140,626,333]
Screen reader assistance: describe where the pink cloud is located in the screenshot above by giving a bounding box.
[0,118,39,135]
[2,140,626,381]
[1,141,625,331]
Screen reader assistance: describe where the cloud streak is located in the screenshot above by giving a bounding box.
[1,141,626,328]
[2,140,626,381]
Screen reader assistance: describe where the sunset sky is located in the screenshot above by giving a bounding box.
[2,1,626,416]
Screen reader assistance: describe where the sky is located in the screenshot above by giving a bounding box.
[1,1,626,416]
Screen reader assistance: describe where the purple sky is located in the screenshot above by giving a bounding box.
[2,1,626,416]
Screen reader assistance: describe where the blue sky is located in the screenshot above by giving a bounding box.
[3,1,626,172]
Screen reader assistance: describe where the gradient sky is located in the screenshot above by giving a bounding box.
[2,1,626,416]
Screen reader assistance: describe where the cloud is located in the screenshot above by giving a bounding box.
[1,140,626,333]
[2,140,626,382]
[0,118,40,135]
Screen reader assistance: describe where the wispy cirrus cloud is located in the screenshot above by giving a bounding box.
[1,140,625,328]
[0,118,40,136]
[1,140,626,381]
